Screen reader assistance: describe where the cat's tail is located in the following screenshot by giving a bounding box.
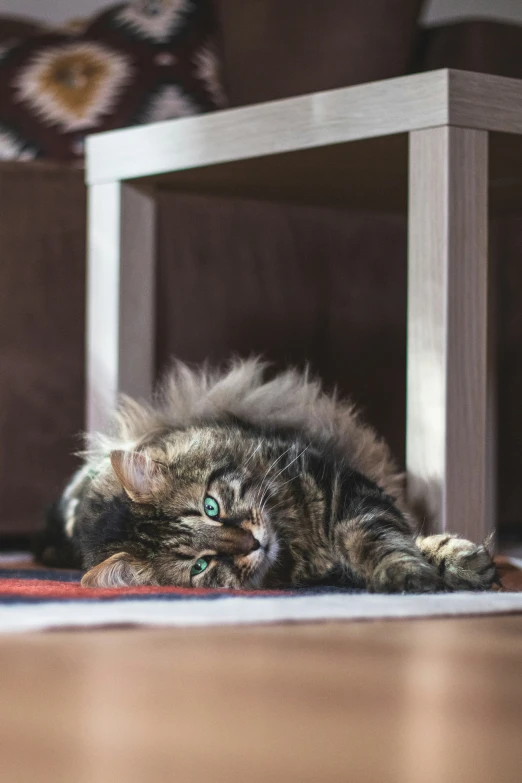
[32,500,82,569]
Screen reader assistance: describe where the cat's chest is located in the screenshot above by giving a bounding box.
[276,517,335,585]
[290,545,336,584]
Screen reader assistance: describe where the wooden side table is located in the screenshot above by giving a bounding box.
[85,69,522,541]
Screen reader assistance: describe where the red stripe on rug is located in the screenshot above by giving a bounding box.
[0,578,285,599]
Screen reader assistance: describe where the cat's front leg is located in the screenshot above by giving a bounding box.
[334,504,445,593]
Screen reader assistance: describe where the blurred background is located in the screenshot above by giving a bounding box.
[1,0,521,548]
[4,0,522,30]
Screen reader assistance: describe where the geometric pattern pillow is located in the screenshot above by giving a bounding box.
[0,0,226,161]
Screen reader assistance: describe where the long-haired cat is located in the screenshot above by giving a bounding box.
[36,359,497,592]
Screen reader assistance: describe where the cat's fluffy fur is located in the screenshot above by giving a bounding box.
[88,357,405,506]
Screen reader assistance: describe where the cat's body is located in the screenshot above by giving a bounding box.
[36,360,497,592]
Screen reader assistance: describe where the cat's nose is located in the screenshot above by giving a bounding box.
[214,527,260,556]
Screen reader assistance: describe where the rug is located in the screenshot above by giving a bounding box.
[1,557,522,634]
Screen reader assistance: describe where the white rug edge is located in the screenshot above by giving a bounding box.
[2,592,522,634]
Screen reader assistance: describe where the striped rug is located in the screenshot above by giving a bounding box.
[1,559,522,633]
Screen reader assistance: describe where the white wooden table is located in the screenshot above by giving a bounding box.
[85,68,522,541]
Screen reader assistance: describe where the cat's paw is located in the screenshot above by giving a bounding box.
[416,534,498,591]
[371,554,445,594]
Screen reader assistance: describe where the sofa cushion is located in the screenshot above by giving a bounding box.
[215,0,423,107]
[0,0,225,161]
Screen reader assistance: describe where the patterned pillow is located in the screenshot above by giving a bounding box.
[0,0,226,161]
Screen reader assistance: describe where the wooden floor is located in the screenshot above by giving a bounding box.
[0,616,521,783]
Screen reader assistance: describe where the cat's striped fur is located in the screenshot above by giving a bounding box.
[36,359,497,592]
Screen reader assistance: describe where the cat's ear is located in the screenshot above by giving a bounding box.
[110,450,167,502]
[81,552,151,588]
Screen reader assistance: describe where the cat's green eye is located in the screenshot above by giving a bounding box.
[203,496,220,518]
[190,557,209,577]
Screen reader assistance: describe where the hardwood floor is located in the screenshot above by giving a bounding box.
[0,617,521,783]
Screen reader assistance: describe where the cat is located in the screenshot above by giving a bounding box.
[35,358,497,592]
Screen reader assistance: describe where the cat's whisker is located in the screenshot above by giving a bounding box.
[254,444,294,506]
[260,475,301,515]
[242,441,262,471]
[258,444,310,510]
[262,497,287,512]
[260,480,294,514]
[258,457,298,510]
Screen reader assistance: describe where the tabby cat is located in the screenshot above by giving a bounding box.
[37,359,497,592]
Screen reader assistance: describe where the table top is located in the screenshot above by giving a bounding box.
[85,69,522,214]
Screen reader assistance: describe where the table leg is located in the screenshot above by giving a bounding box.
[407,126,492,541]
[86,181,157,434]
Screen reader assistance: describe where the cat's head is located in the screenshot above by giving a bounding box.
[81,426,296,589]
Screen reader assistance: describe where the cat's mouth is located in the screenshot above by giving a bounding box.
[262,533,279,564]
[237,530,279,582]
